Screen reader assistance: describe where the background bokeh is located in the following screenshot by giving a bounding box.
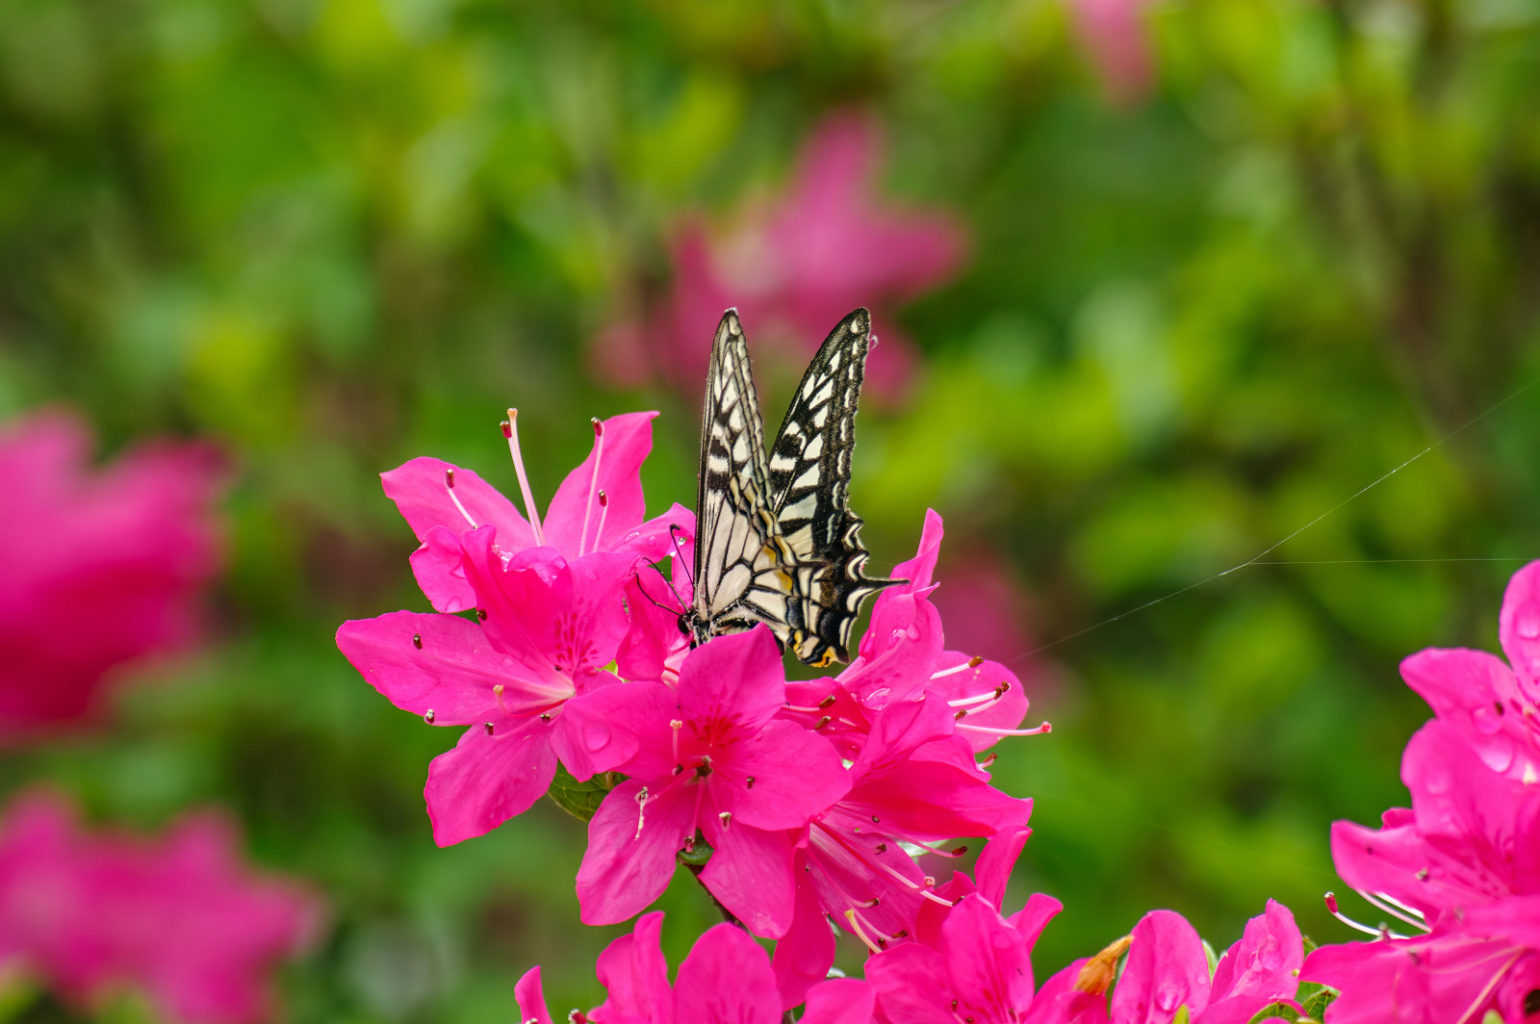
[4,0,1540,1019]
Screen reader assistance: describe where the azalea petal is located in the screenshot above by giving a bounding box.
[1499,561,1540,694]
[549,684,654,781]
[1110,910,1210,1024]
[408,526,475,612]
[1208,899,1303,1006]
[424,723,556,846]
[1400,648,1532,778]
[590,912,673,1024]
[616,568,691,685]
[1022,959,1109,1024]
[544,412,659,557]
[673,923,781,1024]
[773,865,839,1011]
[336,612,512,724]
[513,967,555,1024]
[577,781,689,926]
[1007,892,1064,953]
[941,895,1035,1016]
[729,721,849,830]
[699,822,796,938]
[800,977,876,1024]
[615,503,696,564]
[381,458,532,548]
[929,652,1031,754]
[867,944,953,1024]
[678,627,786,733]
[979,828,1033,912]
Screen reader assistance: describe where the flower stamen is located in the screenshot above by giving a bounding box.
[503,409,545,546]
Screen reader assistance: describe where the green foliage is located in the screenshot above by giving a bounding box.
[3,0,1540,1020]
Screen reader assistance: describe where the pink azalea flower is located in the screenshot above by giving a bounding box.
[0,789,321,1024]
[575,627,850,938]
[1399,559,1540,783]
[380,410,690,612]
[1033,901,1303,1024]
[0,408,223,737]
[1304,721,1540,1023]
[515,912,875,1024]
[865,890,1063,1024]
[338,530,642,845]
[775,694,1033,1006]
[594,113,969,398]
[1068,0,1155,106]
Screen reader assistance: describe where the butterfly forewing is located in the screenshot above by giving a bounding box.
[690,312,796,648]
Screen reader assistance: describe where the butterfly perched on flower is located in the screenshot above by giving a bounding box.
[679,307,898,666]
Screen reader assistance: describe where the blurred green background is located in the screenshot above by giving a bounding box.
[4,0,1540,1019]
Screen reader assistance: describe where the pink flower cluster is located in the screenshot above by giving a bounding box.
[342,402,1540,1024]
[338,409,1044,1007]
[0,409,224,738]
[0,789,322,1024]
[1298,563,1540,1023]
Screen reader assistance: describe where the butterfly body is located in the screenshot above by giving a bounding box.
[681,308,897,666]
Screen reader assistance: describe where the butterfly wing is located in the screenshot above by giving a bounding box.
[767,308,899,666]
[690,310,796,647]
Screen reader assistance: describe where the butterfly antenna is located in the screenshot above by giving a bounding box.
[669,523,695,588]
[634,565,685,615]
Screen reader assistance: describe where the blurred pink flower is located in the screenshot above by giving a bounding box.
[1069,0,1155,105]
[0,409,223,738]
[594,113,969,397]
[0,789,323,1024]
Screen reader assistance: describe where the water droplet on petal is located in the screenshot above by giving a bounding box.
[583,721,612,752]
[1472,703,1502,736]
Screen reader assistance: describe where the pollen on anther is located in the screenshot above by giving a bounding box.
[815,715,832,729]
[591,417,603,436]
[500,419,512,438]
[424,709,436,724]
[540,713,551,722]
[412,634,423,649]
[871,814,880,823]
[745,776,756,788]
[445,468,456,488]
[672,764,684,776]
[598,489,608,507]
[477,608,488,621]
[875,843,887,853]
[818,694,837,709]
[718,811,732,828]
[968,655,983,668]
[484,721,494,735]
[493,684,504,696]
[954,709,968,720]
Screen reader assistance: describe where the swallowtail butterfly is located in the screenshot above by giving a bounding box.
[680,307,898,666]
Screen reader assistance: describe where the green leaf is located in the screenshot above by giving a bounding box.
[678,833,714,868]
[1249,1001,1300,1023]
[1298,983,1338,1021]
[545,766,622,822]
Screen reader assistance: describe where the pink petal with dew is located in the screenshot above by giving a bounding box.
[1111,910,1211,1024]
[548,686,647,782]
[674,924,781,1024]
[1400,648,1533,778]
[700,820,798,939]
[727,720,850,830]
[1207,900,1303,1008]
[577,781,691,926]
[1499,561,1540,695]
[381,458,532,549]
[942,895,1037,1015]
[590,912,673,1024]
[424,722,556,846]
[336,612,517,724]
